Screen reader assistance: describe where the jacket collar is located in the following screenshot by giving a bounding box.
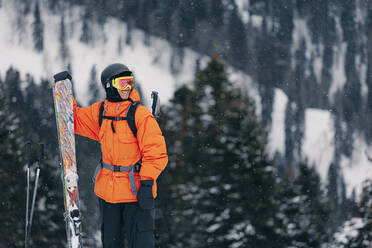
[105,89,141,104]
[129,89,141,102]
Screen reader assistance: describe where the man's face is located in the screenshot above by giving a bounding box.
[111,76,134,99]
[118,88,131,99]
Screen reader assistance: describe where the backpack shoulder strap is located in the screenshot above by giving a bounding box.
[98,101,140,138]
[126,101,141,138]
[99,101,105,128]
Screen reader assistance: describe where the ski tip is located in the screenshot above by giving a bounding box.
[53,71,72,82]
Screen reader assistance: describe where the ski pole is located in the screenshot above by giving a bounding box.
[151,91,160,119]
[28,143,43,242]
[25,141,32,248]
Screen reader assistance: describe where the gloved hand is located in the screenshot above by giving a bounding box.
[53,71,72,82]
[137,180,154,210]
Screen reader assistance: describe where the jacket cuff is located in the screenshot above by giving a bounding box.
[140,166,161,180]
[140,175,154,181]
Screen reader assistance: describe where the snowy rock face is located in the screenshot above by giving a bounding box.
[0,1,257,105]
[0,1,204,106]
[268,90,372,196]
[302,109,335,183]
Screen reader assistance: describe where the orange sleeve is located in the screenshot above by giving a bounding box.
[136,106,168,180]
[73,98,100,141]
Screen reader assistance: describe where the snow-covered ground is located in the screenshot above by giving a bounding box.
[333,217,365,245]
[0,1,370,197]
[302,109,335,183]
[340,134,372,196]
[267,89,287,156]
[268,89,372,196]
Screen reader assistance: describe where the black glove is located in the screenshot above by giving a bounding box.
[53,71,72,82]
[137,180,154,210]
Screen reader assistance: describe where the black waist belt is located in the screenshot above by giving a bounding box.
[93,159,141,195]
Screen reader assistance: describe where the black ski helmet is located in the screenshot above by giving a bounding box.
[101,63,133,88]
[100,63,133,102]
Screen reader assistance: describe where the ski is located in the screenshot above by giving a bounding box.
[52,71,83,248]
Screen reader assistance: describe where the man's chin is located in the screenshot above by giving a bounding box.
[119,91,130,99]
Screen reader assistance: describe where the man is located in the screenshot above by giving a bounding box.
[72,63,168,247]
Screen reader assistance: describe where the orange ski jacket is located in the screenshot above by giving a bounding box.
[72,89,168,203]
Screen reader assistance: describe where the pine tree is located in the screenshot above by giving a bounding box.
[87,65,102,105]
[117,35,123,54]
[227,4,248,70]
[317,0,336,107]
[126,20,133,45]
[284,38,306,166]
[0,76,26,247]
[277,163,331,248]
[366,6,372,141]
[1,69,67,247]
[158,56,284,248]
[80,7,92,44]
[24,74,41,141]
[327,162,341,230]
[208,0,224,27]
[59,15,70,64]
[156,83,204,248]
[284,100,304,167]
[341,0,362,126]
[3,67,25,123]
[32,2,44,52]
[47,0,60,13]
[255,22,275,130]
[341,180,372,247]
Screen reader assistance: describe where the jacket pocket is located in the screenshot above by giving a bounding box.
[117,131,140,161]
[117,130,137,144]
[112,173,137,202]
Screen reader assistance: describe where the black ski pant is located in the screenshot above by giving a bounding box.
[99,198,155,248]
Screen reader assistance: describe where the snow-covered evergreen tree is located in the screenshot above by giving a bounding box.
[59,15,70,64]
[277,163,331,248]
[32,2,44,52]
[334,180,372,247]
[80,7,92,44]
[87,65,102,105]
[0,74,26,247]
[1,69,69,247]
[158,56,284,248]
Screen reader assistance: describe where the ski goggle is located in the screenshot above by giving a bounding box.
[112,76,134,91]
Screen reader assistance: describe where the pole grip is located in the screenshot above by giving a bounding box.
[38,143,44,165]
[151,91,160,119]
[26,141,32,168]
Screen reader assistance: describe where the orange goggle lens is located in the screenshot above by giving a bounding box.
[112,76,134,90]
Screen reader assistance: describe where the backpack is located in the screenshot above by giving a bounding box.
[98,100,140,137]
[98,91,160,137]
